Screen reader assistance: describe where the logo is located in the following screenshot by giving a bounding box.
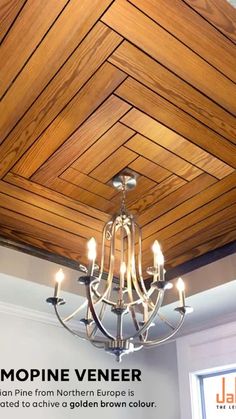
[216,376,236,411]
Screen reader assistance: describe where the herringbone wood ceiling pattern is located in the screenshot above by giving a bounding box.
[0,0,236,273]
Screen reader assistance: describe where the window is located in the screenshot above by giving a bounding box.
[198,368,236,419]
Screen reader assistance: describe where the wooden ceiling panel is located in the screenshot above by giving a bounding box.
[122,109,234,178]
[116,78,236,167]
[128,156,172,183]
[129,0,236,81]
[60,168,118,200]
[184,0,236,44]
[0,0,235,272]
[0,0,68,98]
[29,95,131,184]
[0,0,114,140]
[125,134,203,180]
[102,0,236,113]
[128,175,187,215]
[0,0,26,43]
[71,122,135,174]
[109,42,236,142]
[3,23,122,173]
[89,146,138,183]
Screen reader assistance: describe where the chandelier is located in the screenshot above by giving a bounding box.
[47,172,193,362]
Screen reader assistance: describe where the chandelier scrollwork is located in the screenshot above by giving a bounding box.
[47,172,193,362]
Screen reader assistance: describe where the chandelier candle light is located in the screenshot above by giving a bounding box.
[47,172,193,362]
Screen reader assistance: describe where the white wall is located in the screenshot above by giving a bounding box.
[176,321,236,419]
[0,305,180,419]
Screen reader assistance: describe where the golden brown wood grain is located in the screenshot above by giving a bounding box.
[60,168,118,200]
[110,42,236,143]
[122,109,234,178]
[0,190,103,244]
[128,156,171,183]
[0,63,126,179]
[72,122,135,174]
[31,95,130,184]
[0,216,85,262]
[44,177,117,213]
[0,178,105,232]
[142,172,236,243]
[7,23,122,175]
[142,192,236,268]
[125,134,203,180]
[90,146,138,183]
[0,0,25,42]
[163,203,236,262]
[129,0,236,81]
[116,78,236,167]
[139,173,216,228]
[0,0,113,140]
[168,230,236,268]
[0,211,120,271]
[128,175,187,214]
[0,0,235,271]
[102,0,236,113]
[0,0,68,98]
[5,172,109,222]
[185,0,236,44]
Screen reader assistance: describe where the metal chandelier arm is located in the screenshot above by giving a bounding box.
[140,313,185,347]
[54,305,106,345]
[127,289,165,340]
[86,279,115,341]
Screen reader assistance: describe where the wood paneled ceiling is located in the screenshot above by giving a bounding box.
[0,0,236,275]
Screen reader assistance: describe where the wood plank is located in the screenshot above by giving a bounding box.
[168,230,236,269]
[163,203,236,262]
[0,0,25,42]
[122,109,234,179]
[0,63,126,179]
[72,122,134,174]
[8,23,121,174]
[109,42,236,143]
[125,134,203,180]
[0,190,103,244]
[4,172,109,222]
[128,175,187,214]
[0,216,84,263]
[184,0,236,44]
[60,168,118,200]
[128,156,171,183]
[0,179,105,232]
[44,177,117,213]
[142,171,236,243]
[102,0,236,113]
[0,0,113,141]
[116,78,236,167]
[129,0,236,81]
[0,0,68,98]
[139,173,216,228]
[31,95,130,184]
[0,209,120,271]
[141,191,236,267]
[90,146,137,183]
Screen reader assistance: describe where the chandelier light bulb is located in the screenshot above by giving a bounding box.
[55,268,64,283]
[152,240,161,256]
[177,277,185,307]
[120,261,127,275]
[177,277,185,292]
[54,269,64,298]
[87,237,97,261]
